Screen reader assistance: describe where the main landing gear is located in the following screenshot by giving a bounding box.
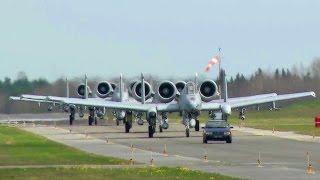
[185,127,190,137]
[88,107,97,126]
[69,107,76,125]
[159,113,169,133]
[195,119,200,132]
[239,108,246,120]
[148,125,156,138]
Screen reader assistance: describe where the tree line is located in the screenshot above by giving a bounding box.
[1,58,320,114]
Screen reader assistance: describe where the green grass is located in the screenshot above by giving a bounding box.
[168,99,320,136]
[0,125,126,165]
[0,125,239,180]
[228,99,320,136]
[0,167,239,180]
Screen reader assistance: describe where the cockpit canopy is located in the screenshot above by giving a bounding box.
[183,82,198,94]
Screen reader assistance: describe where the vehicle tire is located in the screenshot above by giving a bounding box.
[69,115,74,126]
[88,116,93,126]
[195,120,200,131]
[148,125,154,138]
[226,136,232,144]
[203,136,207,144]
[125,120,132,133]
[159,125,163,133]
[186,128,190,137]
[94,117,98,125]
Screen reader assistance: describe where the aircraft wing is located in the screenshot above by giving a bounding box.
[20,94,109,103]
[57,97,155,112]
[201,91,315,110]
[10,96,53,103]
[211,93,277,103]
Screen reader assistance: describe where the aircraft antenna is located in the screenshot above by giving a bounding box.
[221,69,228,102]
[194,73,198,92]
[141,73,145,104]
[84,74,88,99]
[66,78,69,98]
[218,47,222,99]
[119,74,123,100]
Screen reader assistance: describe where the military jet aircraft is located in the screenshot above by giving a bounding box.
[11,69,314,138]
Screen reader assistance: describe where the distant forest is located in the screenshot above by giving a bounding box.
[1,58,320,114]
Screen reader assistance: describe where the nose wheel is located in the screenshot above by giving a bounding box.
[159,125,163,133]
[124,111,132,133]
[148,125,155,138]
[185,128,190,137]
[239,108,246,121]
[69,107,76,125]
[195,119,200,131]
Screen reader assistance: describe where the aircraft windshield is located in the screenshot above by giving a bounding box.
[206,121,228,128]
[186,82,196,94]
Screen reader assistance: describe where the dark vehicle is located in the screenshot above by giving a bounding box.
[202,120,233,143]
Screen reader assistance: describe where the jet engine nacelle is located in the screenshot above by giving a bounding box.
[157,81,177,103]
[110,83,117,91]
[77,84,92,98]
[175,81,186,93]
[128,81,138,96]
[96,81,113,98]
[199,80,218,102]
[132,81,153,101]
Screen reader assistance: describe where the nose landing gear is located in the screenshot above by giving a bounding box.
[124,111,132,133]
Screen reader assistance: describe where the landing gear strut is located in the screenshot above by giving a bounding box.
[148,125,156,138]
[186,128,190,137]
[124,111,132,133]
[159,125,163,133]
[148,120,156,138]
[88,107,97,126]
[239,108,246,120]
[69,107,75,125]
[195,119,200,131]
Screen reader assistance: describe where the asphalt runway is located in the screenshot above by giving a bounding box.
[54,118,320,179]
[3,115,320,180]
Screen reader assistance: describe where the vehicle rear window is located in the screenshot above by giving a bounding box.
[206,121,228,128]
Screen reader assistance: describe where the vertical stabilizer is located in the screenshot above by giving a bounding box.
[141,73,145,104]
[66,78,69,98]
[119,74,123,100]
[221,69,228,102]
[84,74,88,99]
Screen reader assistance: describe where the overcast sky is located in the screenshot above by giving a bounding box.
[0,0,319,81]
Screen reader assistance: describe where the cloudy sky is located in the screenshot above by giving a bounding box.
[0,0,319,81]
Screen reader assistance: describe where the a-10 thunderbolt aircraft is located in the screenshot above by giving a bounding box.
[11,75,142,129]
[10,69,316,138]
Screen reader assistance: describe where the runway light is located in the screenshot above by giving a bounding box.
[129,149,135,165]
[129,158,134,165]
[257,152,263,168]
[150,158,154,167]
[163,144,168,157]
[203,155,208,163]
[85,130,88,139]
[306,152,315,174]
[150,151,155,167]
